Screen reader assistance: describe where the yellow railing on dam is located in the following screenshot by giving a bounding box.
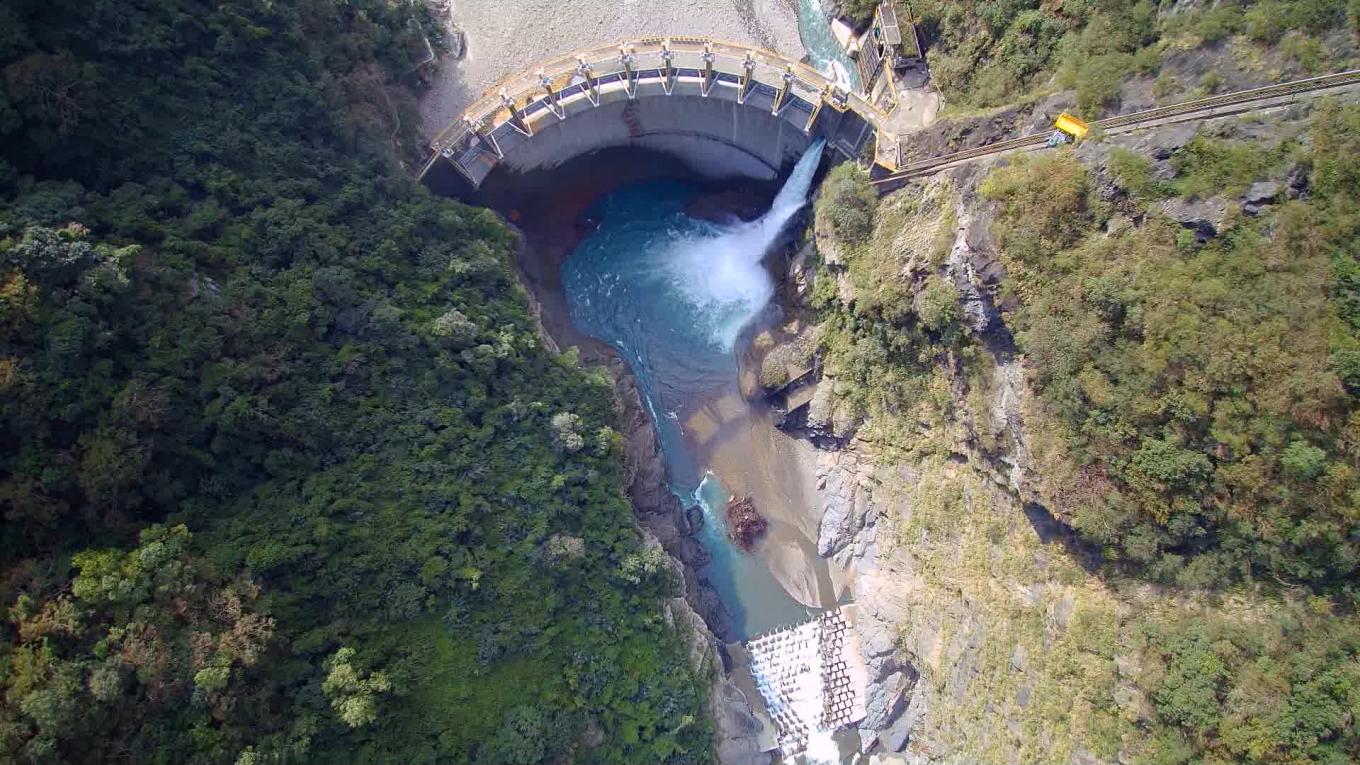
[424,36,900,184]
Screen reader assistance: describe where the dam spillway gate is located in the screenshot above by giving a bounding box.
[424,38,892,188]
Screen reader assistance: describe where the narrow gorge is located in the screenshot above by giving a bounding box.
[5,1,1357,764]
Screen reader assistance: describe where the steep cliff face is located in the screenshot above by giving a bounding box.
[613,355,775,765]
[788,100,1360,764]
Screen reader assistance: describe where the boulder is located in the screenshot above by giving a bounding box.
[881,690,926,752]
[1141,122,1199,160]
[685,504,705,534]
[859,727,880,754]
[1287,165,1309,199]
[1241,180,1280,215]
[1160,196,1229,240]
[725,496,768,551]
[861,670,910,729]
[806,380,835,433]
[697,583,735,642]
[817,462,868,556]
[818,492,859,556]
[713,680,772,765]
[859,616,902,682]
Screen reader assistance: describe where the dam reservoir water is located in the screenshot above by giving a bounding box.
[561,143,827,639]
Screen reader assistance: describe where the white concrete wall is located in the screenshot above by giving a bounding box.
[501,94,815,182]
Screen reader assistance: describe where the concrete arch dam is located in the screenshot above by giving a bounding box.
[422,37,887,189]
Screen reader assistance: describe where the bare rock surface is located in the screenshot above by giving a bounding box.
[816,450,873,556]
[713,680,772,765]
[661,588,771,765]
[943,212,994,335]
[1242,180,1281,214]
[811,118,1277,764]
[1161,196,1231,240]
[610,360,739,639]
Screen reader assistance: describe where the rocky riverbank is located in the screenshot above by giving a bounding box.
[519,239,777,765]
[755,159,1094,762]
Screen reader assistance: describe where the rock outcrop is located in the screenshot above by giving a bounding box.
[1160,196,1231,240]
[942,212,996,336]
[658,555,770,765]
[798,111,1332,763]
[609,359,737,640]
[1241,180,1281,215]
[815,450,874,557]
[616,367,771,763]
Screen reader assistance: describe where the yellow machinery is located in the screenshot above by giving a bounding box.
[1054,112,1089,140]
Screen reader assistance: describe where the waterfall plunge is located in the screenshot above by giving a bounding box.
[667,139,826,350]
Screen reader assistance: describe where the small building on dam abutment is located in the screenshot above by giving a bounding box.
[420,38,890,192]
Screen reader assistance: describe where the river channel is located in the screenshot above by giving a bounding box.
[559,143,830,638]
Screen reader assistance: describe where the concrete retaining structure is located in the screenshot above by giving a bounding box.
[421,37,887,188]
[744,606,867,757]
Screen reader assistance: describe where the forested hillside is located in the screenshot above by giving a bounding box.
[910,0,1359,112]
[0,1,708,763]
[809,79,1360,765]
[979,108,1360,594]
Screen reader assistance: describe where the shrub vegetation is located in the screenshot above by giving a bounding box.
[909,0,1358,112]
[808,106,1360,765]
[979,104,1360,599]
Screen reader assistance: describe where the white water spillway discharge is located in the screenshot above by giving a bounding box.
[669,138,827,349]
[746,610,864,761]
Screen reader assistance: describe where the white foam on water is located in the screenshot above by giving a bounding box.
[747,614,848,762]
[664,140,825,349]
[830,60,852,92]
[803,730,840,764]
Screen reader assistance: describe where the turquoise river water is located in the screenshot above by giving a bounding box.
[561,144,826,639]
[795,0,860,91]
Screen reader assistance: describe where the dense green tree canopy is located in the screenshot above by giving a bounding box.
[911,0,1358,112]
[0,0,709,762]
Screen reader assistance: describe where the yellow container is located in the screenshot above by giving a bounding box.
[1054,112,1090,139]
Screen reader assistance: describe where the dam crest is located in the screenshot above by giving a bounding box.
[423,37,893,188]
